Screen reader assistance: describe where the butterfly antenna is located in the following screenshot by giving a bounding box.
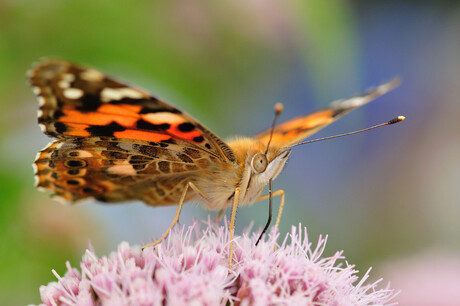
[285,116,405,149]
[265,103,284,155]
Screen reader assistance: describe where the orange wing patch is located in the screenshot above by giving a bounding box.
[52,103,205,143]
[113,130,171,142]
[256,110,335,147]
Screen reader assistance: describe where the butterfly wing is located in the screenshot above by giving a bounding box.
[30,60,235,205]
[29,60,235,162]
[255,78,400,148]
[34,137,209,205]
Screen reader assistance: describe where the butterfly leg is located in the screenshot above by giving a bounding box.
[142,181,206,250]
[228,187,241,272]
[255,189,285,247]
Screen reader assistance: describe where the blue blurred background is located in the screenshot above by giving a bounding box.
[1,1,460,304]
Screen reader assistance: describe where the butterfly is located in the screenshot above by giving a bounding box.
[29,60,401,269]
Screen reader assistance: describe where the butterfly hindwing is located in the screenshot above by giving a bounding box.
[255,78,401,148]
[34,137,213,205]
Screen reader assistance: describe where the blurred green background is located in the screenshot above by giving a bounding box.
[1,1,460,304]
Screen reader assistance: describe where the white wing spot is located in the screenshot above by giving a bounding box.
[107,165,137,176]
[80,69,105,82]
[62,73,75,82]
[58,74,75,88]
[34,151,42,162]
[33,87,42,95]
[101,87,144,102]
[143,112,184,125]
[38,96,46,107]
[39,123,47,133]
[63,88,84,99]
[32,161,38,172]
[37,186,47,192]
[52,196,72,205]
[58,80,70,89]
[34,175,40,187]
[333,97,368,109]
[69,150,93,158]
[331,78,401,110]
[37,109,44,117]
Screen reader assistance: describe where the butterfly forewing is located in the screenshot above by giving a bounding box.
[255,78,401,148]
[29,60,235,161]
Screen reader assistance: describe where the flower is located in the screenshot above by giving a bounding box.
[37,218,397,305]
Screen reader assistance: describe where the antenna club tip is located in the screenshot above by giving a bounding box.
[274,102,284,114]
[388,116,405,125]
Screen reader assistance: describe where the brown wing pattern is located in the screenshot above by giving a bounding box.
[34,137,213,205]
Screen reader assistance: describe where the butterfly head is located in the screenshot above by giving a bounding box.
[250,149,291,179]
[242,142,291,202]
[227,136,291,204]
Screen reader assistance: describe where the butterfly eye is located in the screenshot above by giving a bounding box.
[251,153,268,173]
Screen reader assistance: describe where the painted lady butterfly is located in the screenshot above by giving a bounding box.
[29,60,402,269]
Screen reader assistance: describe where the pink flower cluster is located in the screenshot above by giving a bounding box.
[38,220,397,305]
